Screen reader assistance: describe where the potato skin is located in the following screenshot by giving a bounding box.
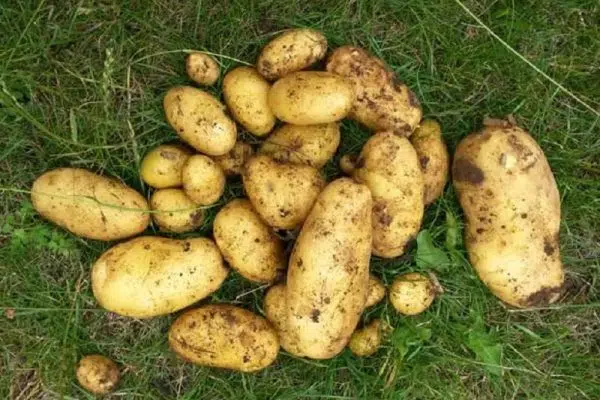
[169,304,280,372]
[263,284,304,356]
[164,86,236,156]
[365,275,386,308]
[182,155,226,206]
[268,71,355,125]
[452,123,564,307]
[257,28,327,81]
[185,52,220,86]
[31,168,149,241]
[76,355,120,394]
[287,178,372,359]
[326,46,422,135]
[92,236,228,318]
[389,272,435,315]
[150,188,204,233]
[213,141,254,176]
[410,120,449,205]
[348,320,381,357]
[140,144,192,189]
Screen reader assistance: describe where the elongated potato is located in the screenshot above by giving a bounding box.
[169,305,279,372]
[389,272,435,315]
[263,284,303,356]
[140,144,192,189]
[31,168,149,241]
[410,120,449,205]
[213,141,254,176]
[92,236,228,318]
[164,86,236,156]
[76,355,120,395]
[268,71,355,125]
[150,188,204,233]
[452,122,564,307]
[348,320,382,357]
[185,52,220,86]
[287,178,372,359]
[365,275,386,308]
[182,155,226,206]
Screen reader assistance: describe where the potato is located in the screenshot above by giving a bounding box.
[31,168,149,241]
[339,154,357,175]
[169,304,279,372]
[268,71,355,125]
[256,28,327,80]
[242,155,325,229]
[92,236,228,318]
[410,120,449,205]
[389,272,435,315]
[213,199,285,283]
[186,52,220,86]
[164,86,236,156]
[260,123,340,168]
[140,144,192,189]
[213,141,254,176]
[182,155,226,206]
[287,178,372,359]
[76,355,120,395]
[365,275,386,308]
[352,132,424,258]
[452,121,564,307]
[348,320,382,357]
[150,188,204,233]
[263,284,303,356]
[326,46,422,135]
[223,67,276,136]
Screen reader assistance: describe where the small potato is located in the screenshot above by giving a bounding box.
[31,168,150,241]
[389,273,435,315]
[150,188,204,233]
[260,123,340,168]
[257,28,327,80]
[76,355,119,395]
[268,71,355,125]
[223,67,276,136]
[140,144,192,189]
[164,86,237,156]
[169,304,280,372]
[213,141,254,176]
[365,275,386,308]
[263,284,303,356]
[339,154,357,175]
[182,155,226,206]
[186,52,220,86]
[348,320,382,357]
[410,120,449,205]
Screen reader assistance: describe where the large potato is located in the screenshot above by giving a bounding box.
[256,28,327,80]
[242,155,325,229]
[452,122,564,307]
[287,178,372,359]
[182,155,226,206]
[76,355,120,395]
[169,304,279,372]
[213,141,254,176]
[268,71,355,125]
[164,86,236,156]
[31,168,149,241]
[150,188,204,233]
[140,144,192,189]
[263,284,303,356]
[92,236,228,318]
[185,52,220,86]
[410,120,449,205]
[326,46,422,135]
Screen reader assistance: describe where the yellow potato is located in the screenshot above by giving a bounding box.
[348,320,382,357]
[182,155,226,206]
[213,141,254,176]
[164,86,236,156]
[185,52,220,86]
[263,284,303,356]
[389,272,435,315]
[150,188,204,233]
[268,71,355,125]
[365,275,386,308]
[76,355,120,395]
[140,144,192,189]
[169,304,279,372]
[92,236,228,318]
[31,168,149,241]
[410,120,449,205]
[339,154,357,175]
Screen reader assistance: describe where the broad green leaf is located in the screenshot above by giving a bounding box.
[416,230,449,271]
[465,315,503,376]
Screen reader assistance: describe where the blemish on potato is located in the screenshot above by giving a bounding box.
[453,158,484,184]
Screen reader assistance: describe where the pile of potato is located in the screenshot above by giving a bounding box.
[29,28,564,393]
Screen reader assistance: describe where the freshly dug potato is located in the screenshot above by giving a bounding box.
[242,155,325,229]
[260,123,340,168]
[257,28,327,80]
[164,86,236,156]
[150,188,204,233]
[389,272,435,315]
[213,141,254,176]
[169,304,279,372]
[365,275,386,308]
[411,120,449,205]
[352,132,424,258]
[348,320,382,357]
[185,52,220,86]
[339,154,357,175]
[140,144,192,189]
[452,121,564,307]
[287,178,372,359]
[182,155,226,206]
[268,71,355,125]
[92,236,228,318]
[76,355,120,395]
[31,168,149,241]
[326,46,422,135]
[263,284,303,356]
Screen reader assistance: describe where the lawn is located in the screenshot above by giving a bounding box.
[1,0,599,398]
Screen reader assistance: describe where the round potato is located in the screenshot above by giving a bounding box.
[389,272,435,315]
[186,52,220,86]
[169,304,280,372]
[182,155,226,206]
[268,71,355,125]
[31,168,149,241]
[164,86,236,156]
[263,284,303,356]
[140,144,192,189]
[76,355,120,395]
[339,154,357,175]
[92,236,228,318]
[213,141,254,176]
[411,120,449,205]
[348,320,382,357]
[256,28,327,80]
[150,188,204,233]
[365,274,386,308]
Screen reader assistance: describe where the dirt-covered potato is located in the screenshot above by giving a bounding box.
[339,154,357,175]
[140,144,192,189]
[92,236,228,318]
[389,272,435,315]
[268,71,355,125]
[365,275,386,308]
[243,155,325,229]
[257,28,327,81]
[411,120,449,205]
[260,123,340,168]
[182,155,226,206]
[164,86,236,156]
[150,188,204,233]
[287,178,372,359]
[169,304,279,372]
[348,320,382,357]
[31,168,149,241]
[326,46,422,135]
[76,355,120,395]
[263,284,303,356]
[452,121,564,307]
[213,141,254,176]
[185,52,220,86]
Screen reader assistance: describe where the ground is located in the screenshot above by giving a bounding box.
[1,0,599,398]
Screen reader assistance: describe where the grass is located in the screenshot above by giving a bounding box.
[1,0,599,398]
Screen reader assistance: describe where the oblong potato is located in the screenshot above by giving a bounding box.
[410,120,449,205]
[182,155,226,206]
[287,178,372,359]
[92,236,228,318]
[213,141,254,176]
[31,168,149,241]
[389,272,435,315]
[164,86,236,156]
[140,144,192,189]
[268,71,355,125]
[185,52,220,86]
[169,304,280,372]
[263,284,303,356]
[348,319,381,357]
[365,275,386,308]
[76,355,120,395]
[150,188,204,233]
